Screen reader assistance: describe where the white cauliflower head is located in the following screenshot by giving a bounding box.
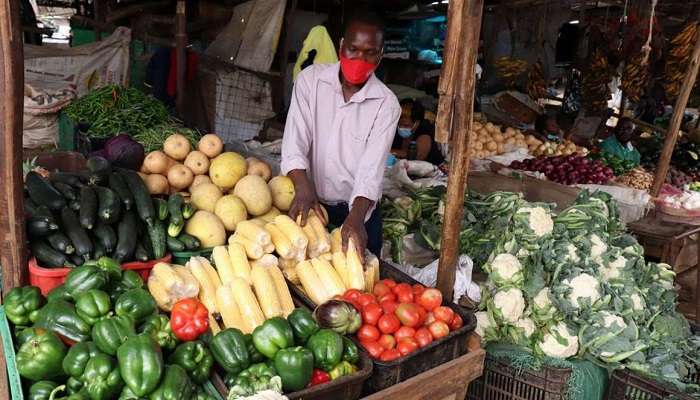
[515,318,536,338]
[534,287,552,309]
[564,273,601,309]
[492,288,526,324]
[475,311,495,339]
[519,206,554,237]
[566,244,580,263]
[489,253,523,287]
[538,322,579,358]
[600,255,627,281]
[590,234,608,259]
[600,311,627,330]
[630,293,644,311]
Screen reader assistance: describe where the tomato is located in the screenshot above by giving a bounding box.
[395,303,421,328]
[357,324,380,342]
[433,306,455,325]
[380,300,398,315]
[397,338,419,356]
[373,282,392,298]
[379,279,397,289]
[416,306,427,326]
[392,283,412,295]
[361,340,384,359]
[424,311,436,326]
[357,293,377,308]
[428,321,450,339]
[361,303,383,326]
[417,288,443,311]
[378,334,396,350]
[379,349,401,362]
[412,284,426,297]
[394,326,416,341]
[344,289,362,301]
[396,288,414,304]
[377,314,401,334]
[450,314,464,331]
[414,327,433,348]
[377,293,397,304]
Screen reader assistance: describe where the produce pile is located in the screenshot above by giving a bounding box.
[472,190,699,395]
[509,155,614,185]
[637,134,700,186]
[664,22,698,100]
[526,61,548,101]
[494,57,528,88]
[529,139,589,157]
[614,167,654,191]
[582,49,615,113]
[468,121,544,160]
[620,54,650,104]
[590,152,636,176]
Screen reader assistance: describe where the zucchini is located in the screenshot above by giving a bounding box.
[94,186,121,224]
[134,243,149,262]
[86,156,111,185]
[147,219,167,259]
[93,240,106,259]
[53,182,77,201]
[109,172,133,210]
[182,202,195,219]
[60,207,93,258]
[153,198,169,221]
[122,170,155,225]
[24,198,39,217]
[34,205,57,220]
[166,236,186,252]
[46,232,74,254]
[48,171,81,186]
[26,172,66,211]
[177,233,200,250]
[93,222,117,253]
[114,210,138,262]
[68,254,85,267]
[79,186,97,229]
[27,216,59,238]
[31,241,67,268]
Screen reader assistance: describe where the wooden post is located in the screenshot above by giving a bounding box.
[175,0,186,116]
[436,0,484,300]
[651,30,700,197]
[93,0,105,41]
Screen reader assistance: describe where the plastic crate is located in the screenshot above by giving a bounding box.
[288,261,477,394]
[466,356,572,400]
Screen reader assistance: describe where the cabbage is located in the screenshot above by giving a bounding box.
[102,134,145,170]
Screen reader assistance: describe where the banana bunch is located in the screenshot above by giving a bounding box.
[621,54,650,103]
[582,49,615,112]
[664,22,698,100]
[527,61,548,101]
[495,57,528,88]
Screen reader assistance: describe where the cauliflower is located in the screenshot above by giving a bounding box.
[563,273,601,309]
[531,287,556,322]
[566,244,580,263]
[599,255,627,280]
[488,253,523,288]
[518,206,554,237]
[630,294,644,311]
[538,322,579,358]
[590,234,607,259]
[515,318,536,338]
[491,288,526,323]
[600,311,627,330]
[534,287,552,309]
[475,311,499,342]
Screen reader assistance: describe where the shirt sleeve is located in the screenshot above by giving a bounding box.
[349,98,401,218]
[281,70,314,175]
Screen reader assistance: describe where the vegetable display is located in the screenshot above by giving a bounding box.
[509,154,614,185]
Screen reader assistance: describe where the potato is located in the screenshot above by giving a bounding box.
[144,151,170,174]
[191,183,223,213]
[191,175,212,189]
[486,141,497,151]
[163,134,192,161]
[246,157,272,182]
[474,142,484,151]
[145,174,169,194]
[167,164,194,190]
[198,134,224,158]
[184,151,210,175]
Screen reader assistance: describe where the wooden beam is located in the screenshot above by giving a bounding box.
[651,29,700,197]
[175,1,186,116]
[436,0,484,300]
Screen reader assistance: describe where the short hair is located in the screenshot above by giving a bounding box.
[399,98,425,122]
[343,11,386,39]
[535,114,553,133]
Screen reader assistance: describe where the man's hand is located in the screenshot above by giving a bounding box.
[288,169,326,226]
[341,197,373,262]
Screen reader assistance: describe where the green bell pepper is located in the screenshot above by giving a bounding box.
[114,288,156,323]
[46,285,71,303]
[342,337,359,364]
[328,361,358,380]
[64,265,109,299]
[16,326,42,347]
[306,329,344,372]
[48,387,89,400]
[287,308,319,345]
[108,270,144,303]
[252,317,294,359]
[139,314,178,351]
[168,341,213,384]
[192,386,217,400]
[27,380,59,400]
[210,328,250,374]
[62,341,103,378]
[118,386,146,400]
[274,346,313,392]
[244,333,265,363]
[92,315,135,355]
[16,328,66,381]
[75,289,111,325]
[116,334,164,396]
[90,256,122,281]
[82,353,124,400]
[5,285,44,326]
[34,300,91,342]
[148,364,192,400]
[228,363,282,398]
[66,377,84,394]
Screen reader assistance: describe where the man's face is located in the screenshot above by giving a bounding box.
[617,121,635,143]
[545,119,560,135]
[340,22,383,65]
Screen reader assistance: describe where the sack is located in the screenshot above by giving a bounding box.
[23,81,76,148]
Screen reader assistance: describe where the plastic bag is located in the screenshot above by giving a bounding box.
[394,254,481,304]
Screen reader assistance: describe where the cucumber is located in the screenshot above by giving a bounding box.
[27,216,59,238]
[122,170,155,224]
[86,156,111,185]
[134,243,149,262]
[46,232,74,254]
[182,203,195,219]
[79,186,97,229]
[48,171,81,186]
[153,198,169,221]
[26,172,67,211]
[109,172,133,210]
[114,210,138,262]
[93,240,106,259]
[147,219,167,259]
[94,186,121,224]
[93,222,117,253]
[31,241,67,268]
[177,233,200,250]
[53,182,77,201]
[60,207,93,258]
[168,194,184,225]
[166,236,186,252]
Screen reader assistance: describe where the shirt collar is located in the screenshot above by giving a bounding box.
[319,62,386,102]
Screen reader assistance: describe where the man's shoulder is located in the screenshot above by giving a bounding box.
[297,63,338,83]
[370,77,400,111]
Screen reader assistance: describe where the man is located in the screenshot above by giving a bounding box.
[533,114,565,143]
[281,13,400,258]
[599,117,641,165]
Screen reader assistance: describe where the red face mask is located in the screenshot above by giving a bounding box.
[339,54,378,85]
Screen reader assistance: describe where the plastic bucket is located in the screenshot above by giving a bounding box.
[171,248,213,265]
[122,254,172,281]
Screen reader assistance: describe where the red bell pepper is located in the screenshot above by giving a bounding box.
[308,368,331,387]
[170,298,209,341]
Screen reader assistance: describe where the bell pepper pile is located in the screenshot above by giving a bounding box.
[216,308,362,399]
[7,256,218,400]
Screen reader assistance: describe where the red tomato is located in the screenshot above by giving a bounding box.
[394,326,416,341]
[373,282,392,298]
[357,324,381,342]
[396,288,414,304]
[377,293,397,304]
[424,312,436,326]
[378,334,396,350]
[379,349,401,362]
[412,284,426,297]
[450,314,464,331]
[392,283,412,295]
[417,288,443,311]
[397,338,419,356]
[428,321,450,339]
[380,300,398,315]
[357,293,377,308]
[395,303,422,328]
[362,303,383,326]
[433,306,455,325]
[361,340,384,359]
[344,289,362,301]
[414,327,434,348]
[416,306,427,326]
[377,314,401,334]
[379,279,397,289]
